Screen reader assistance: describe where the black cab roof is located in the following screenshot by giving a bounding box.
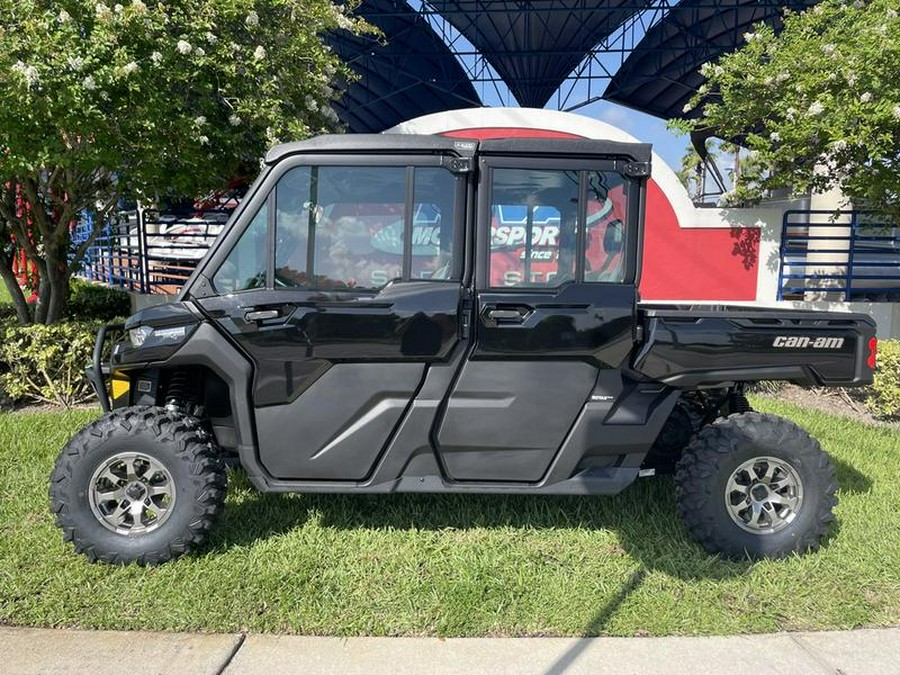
[265,133,651,167]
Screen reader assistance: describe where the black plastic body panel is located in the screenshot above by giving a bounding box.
[437,360,597,481]
[634,306,877,387]
[197,282,461,406]
[255,363,424,479]
[474,284,636,367]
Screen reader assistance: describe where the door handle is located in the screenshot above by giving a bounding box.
[488,308,526,321]
[244,309,280,322]
[484,305,531,326]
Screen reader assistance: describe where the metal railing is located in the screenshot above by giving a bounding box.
[73,208,227,295]
[778,210,900,302]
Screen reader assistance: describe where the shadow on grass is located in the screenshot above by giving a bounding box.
[544,567,647,674]
[832,456,872,494]
[213,470,755,586]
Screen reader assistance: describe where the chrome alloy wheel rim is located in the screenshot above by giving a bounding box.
[88,452,177,535]
[724,456,804,534]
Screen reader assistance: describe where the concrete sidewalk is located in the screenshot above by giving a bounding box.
[2,626,898,674]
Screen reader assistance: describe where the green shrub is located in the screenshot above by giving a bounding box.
[65,279,131,322]
[866,339,900,419]
[0,321,98,407]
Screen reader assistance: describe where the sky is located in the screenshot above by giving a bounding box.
[576,100,689,173]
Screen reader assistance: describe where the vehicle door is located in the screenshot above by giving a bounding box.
[435,141,645,482]
[194,149,469,481]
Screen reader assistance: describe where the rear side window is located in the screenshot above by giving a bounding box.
[488,168,632,288]
[212,201,268,293]
[489,169,579,288]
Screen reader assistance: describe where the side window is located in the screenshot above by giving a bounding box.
[212,200,268,293]
[489,168,579,288]
[314,166,406,289]
[274,166,313,287]
[272,164,460,290]
[411,168,458,281]
[584,171,630,283]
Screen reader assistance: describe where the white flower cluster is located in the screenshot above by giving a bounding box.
[245,11,259,28]
[150,51,163,64]
[832,140,848,152]
[195,47,206,57]
[95,3,112,20]
[67,56,84,71]
[785,106,797,121]
[229,114,242,126]
[131,0,147,13]
[700,62,724,78]
[254,45,266,60]
[769,132,781,142]
[194,116,207,126]
[888,8,898,19]
[822,43,836,55]
[860,92,873,103]
[205,32,218,43]
[177,40,192,55]
[331,5,354,31]
[58,9,71,22]
[83,75,97,91]
[808,101,825,116]
[122,61,139,76]
[114,4,123,14]
[12,61,39,87]
[893,106,900,120]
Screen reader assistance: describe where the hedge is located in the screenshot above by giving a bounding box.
[866,339,900,419]
[0,321,99,407]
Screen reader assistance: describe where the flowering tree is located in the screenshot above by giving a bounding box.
[0,0,368,324]
[676,0,900,215]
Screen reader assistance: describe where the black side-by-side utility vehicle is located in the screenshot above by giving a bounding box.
[52,135,877,564]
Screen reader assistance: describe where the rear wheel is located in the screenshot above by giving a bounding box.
[50,406,226,565]
[675,412,837,559]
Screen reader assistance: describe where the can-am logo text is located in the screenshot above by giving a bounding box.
[772,336,845,349]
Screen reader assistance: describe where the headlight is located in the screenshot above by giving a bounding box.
[129,325,153,347]
[129,324,188,348]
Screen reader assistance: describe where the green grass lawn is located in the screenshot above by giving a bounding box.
[1,398,898,636]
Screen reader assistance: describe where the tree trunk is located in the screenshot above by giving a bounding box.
[36,243,71,325]
[44,267,68,325]
[0,260,32,324]
[34,274,50,324]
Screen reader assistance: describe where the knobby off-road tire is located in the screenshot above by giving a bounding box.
[675,412,837,559]
[50,406,226,565]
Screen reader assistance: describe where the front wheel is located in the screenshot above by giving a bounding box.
[50,406,226,565]
[675,412,837,559]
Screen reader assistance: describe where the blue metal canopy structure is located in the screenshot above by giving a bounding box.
[331,1,822,132]
[604,0,820,119]
[326,0,480,133]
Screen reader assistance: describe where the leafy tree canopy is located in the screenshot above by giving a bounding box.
[0,0,369,323]
[675,0,900,214]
